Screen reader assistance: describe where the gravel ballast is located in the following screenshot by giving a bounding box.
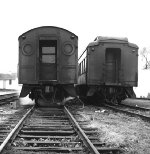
[70,105,150,154]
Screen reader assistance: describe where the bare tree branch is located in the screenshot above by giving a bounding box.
[140,47,150,69]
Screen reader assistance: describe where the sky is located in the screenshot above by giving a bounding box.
[0,0,150,73]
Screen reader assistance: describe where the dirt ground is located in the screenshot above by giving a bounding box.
[2,103,150,153]
[70,105,150,154]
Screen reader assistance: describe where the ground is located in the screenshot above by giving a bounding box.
[71,105,150,154]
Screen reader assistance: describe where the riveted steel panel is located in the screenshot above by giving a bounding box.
[18,26,78,85]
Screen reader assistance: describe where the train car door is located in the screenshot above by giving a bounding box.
[105,48,121,83]
[39,38,57,81]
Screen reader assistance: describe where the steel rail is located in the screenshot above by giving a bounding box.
[105,104,150,122]
[0,92,18,99]
[121,103,150,111]
[64,106,100,154]
[0,92,18,105]
[0,106,34,153]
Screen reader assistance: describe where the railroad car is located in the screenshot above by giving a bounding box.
[77,36,138,104]
[18,26,78,106]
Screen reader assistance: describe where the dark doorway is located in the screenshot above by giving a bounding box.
[39,40,57,81]
[105,48,121,83]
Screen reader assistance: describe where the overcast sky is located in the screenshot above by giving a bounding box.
[0,0,150,73]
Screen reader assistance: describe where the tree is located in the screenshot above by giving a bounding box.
[140,47,150,69]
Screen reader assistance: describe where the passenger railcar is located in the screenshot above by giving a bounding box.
[77,36,138,104]
[18,26,78,106]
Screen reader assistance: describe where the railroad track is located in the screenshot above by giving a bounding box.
[0,105,30,152]
[104,103,150,122]
[0,103,122,154]
[13,106,86,153]
[69,106,121,154]
[0,92,18,105]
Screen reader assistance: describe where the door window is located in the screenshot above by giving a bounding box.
[39,40,57,64]
[42,55,55,63]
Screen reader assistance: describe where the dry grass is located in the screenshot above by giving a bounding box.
[74,105,150,154]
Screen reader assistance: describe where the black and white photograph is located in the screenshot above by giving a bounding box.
[0,0,150,153]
